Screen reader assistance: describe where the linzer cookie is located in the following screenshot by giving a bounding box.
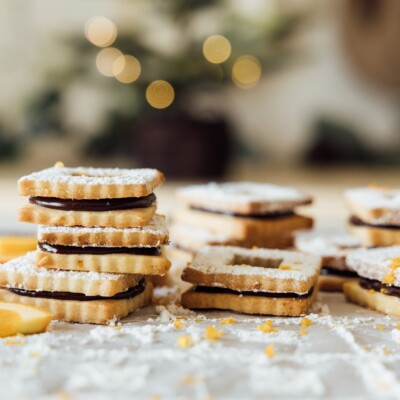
[35,215,171,275]
[181,246,321,316]
[0,253,152,324]
[171,182,313,253]
[345,186,400,246]
[295,230,361,292]
[343,246,400,317]
[18,165,164,228]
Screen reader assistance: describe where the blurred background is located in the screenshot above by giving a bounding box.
[1,0,400,227]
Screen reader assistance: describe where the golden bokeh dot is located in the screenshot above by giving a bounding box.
[113,55,141,84]
[85,16,117,47]
[203,35,231,64]
[146,80,175,109]
[96,48,123,77]
[232,55,262,89]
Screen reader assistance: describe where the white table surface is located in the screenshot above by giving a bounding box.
[1,167,400,399]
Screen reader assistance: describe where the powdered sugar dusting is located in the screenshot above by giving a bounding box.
[38,214,168,237]
[19,166,160,186]
[189,246,321,283]
[0,252,124,281]
[347,246,400,285]
[178,182,311,212]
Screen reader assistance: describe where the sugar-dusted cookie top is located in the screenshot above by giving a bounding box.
[178,182,312,214]
[294,230,361,270]
[182,246,321,294]
[38,214,169,247]
[345,186,400,225]
[18,166,164,199]
[347,246,400,286]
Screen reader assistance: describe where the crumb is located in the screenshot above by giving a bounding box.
[299,330,308,336]
[204,326,223,341]
[264,344,275,359]
[258,320,277,334]
[177,335,192,348]
[300,317,313,328]
[220,317,236,325]
[174,320,184,330]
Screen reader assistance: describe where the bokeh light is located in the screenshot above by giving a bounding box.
[146,80,175,109]
[113,55,141,84]
[96,48,123,77]
[232,55,261,89]
[203,35,231,64]
[85,16,117,47]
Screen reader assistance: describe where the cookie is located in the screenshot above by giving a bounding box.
[0,281,152,325]
[18,165,163,228]
[294,230,361,292]
[348,216,400,246]
[345,186,400,225]
[181,246,321,316]
[0,252,142,297]
[37,214,169,247]
[0,235,37,263]
[343,280,400,318]
[178,182,312,215]
[173,208,312,248]
[19,203,156,229]
[344,246,400,316]
[18,165,164,199]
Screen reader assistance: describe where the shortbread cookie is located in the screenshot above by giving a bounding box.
[343,280,400,318]
[345,186,400,225]
[182,246,321,294]
[0,280,153,325]
[0,252,142,297]
[0,235,37,263]
[35,249,171,275]
[19,202,156,228]
[348,216,400,246]
[178,182,312,215]
[18,166,164,199]
[38,215,169,247]
[294,231,361,270]
[181,285,317,316]
[173,208,312,248]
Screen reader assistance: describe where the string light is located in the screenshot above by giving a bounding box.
[146,80,175,109]
[202,35,231,64]
[113,55,141,84]
[232,55,261,89]
[85,16,117,47]
[96,48,123,77]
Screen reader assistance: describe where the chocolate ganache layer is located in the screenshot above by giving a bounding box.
[321,267,358,278]
[30,193,156,212]
[350,216,400,230]
[39,242,162,256]
[190,206,295,219]
[359,277,400,298]
[5,279,146,301]
[195,285,313,299]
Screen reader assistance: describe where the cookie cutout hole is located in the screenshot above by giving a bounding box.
[232,254,283,269]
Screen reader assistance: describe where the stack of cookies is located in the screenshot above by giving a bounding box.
[0,165,170,324]
[295,231,361,292]
[181,246,321,316]
[170,182,314,260]
[345,185,400,247]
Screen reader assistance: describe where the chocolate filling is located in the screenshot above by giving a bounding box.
[194,285,313,299]
[190,206,295,219]
[321,267,358,278]
[350,216,400,230]
[359,277,400,298]
[29,193,156,212]
[5,279,146,301]
[39,242,162,256]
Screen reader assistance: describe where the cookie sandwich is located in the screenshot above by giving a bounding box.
[181,246,321,316]
[346,186,400,247]
[0,165,171,324]
[171,182,313,256]
[343,246,400,317]
[295,231,361,292]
